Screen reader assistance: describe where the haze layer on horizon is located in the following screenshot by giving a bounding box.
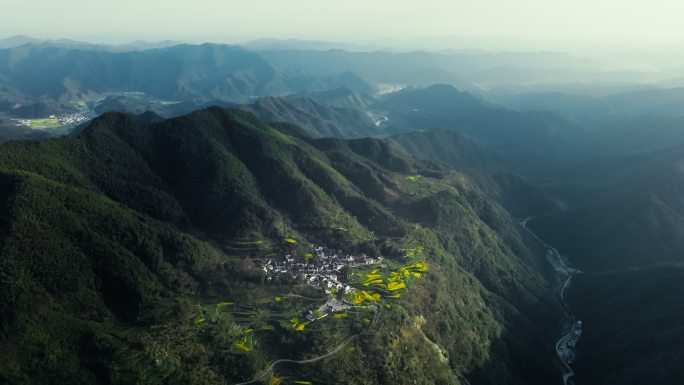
[2,0,684,54]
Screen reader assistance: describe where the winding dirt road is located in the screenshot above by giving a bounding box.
[234,305,380,385]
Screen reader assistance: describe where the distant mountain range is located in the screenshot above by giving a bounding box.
[0,38,650,124]
[0,34,181,51]
[7,73,684,274]
[3,36,684,384]
[257,49,598,88]
[0,43,374,118]
[3,43,369,99]
[492,87,684,127]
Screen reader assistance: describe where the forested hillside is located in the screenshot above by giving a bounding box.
[0,108,561,385]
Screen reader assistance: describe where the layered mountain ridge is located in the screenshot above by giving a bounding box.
[0,108,561,385]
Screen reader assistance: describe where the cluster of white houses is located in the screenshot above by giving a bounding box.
[257,245,382,295]
[14,111,92,129]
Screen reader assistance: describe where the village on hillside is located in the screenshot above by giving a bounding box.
[256,245,384,321]
[193,237,428,363]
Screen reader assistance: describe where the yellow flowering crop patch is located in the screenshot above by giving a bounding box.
[351,290,380,304]
[233,338,251,352]
[361,291,381,301]
[362,278,384,286]
[290,317,309,331]
[387,281,406,291]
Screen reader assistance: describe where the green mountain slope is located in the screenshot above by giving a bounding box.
[529,143,684,271]
[242,95,379,138]
[373,84,587,179]
[385,129,495,170]
[386,128,561,218]
[0,108,560,385]
[288,87,376,111]
[88,89,383,139]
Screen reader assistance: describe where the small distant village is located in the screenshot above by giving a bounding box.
[15,111,92,129]
[255,245,384,321]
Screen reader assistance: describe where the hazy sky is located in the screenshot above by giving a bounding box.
[2,0,684,51]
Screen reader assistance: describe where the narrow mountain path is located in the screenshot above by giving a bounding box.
[520,218,581,385]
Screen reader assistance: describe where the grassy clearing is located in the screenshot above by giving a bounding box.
[30,118,62,129]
